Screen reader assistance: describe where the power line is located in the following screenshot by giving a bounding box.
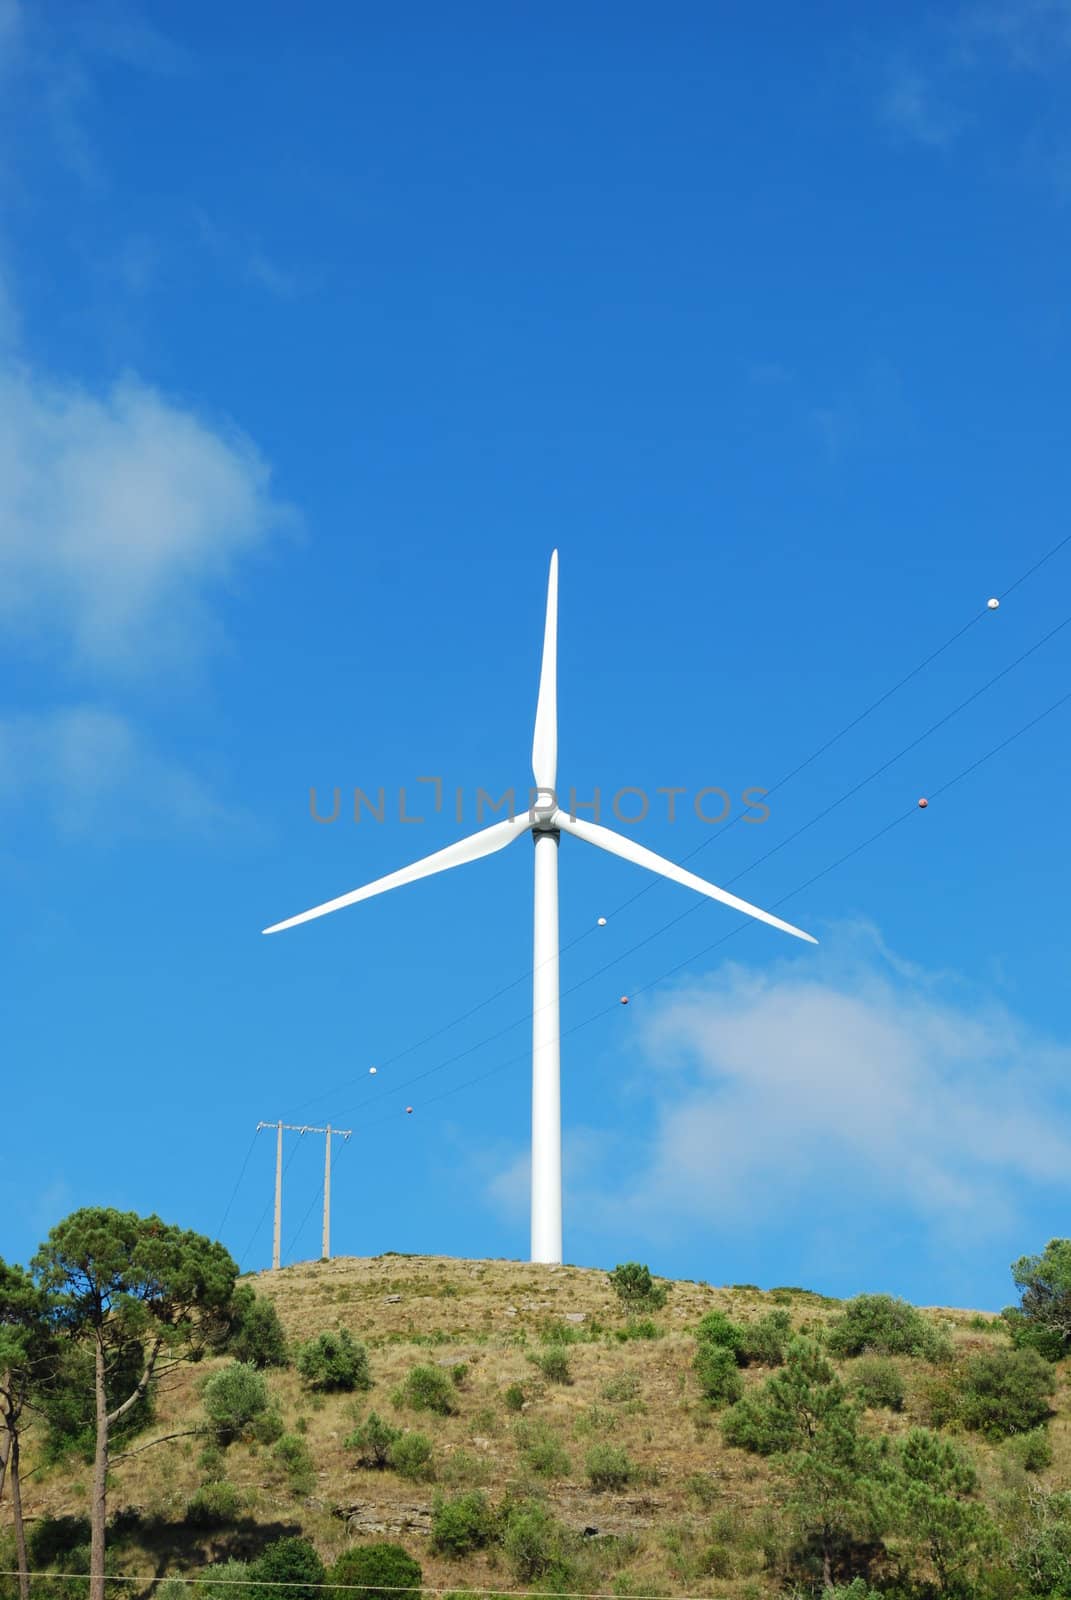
[238,1135,304,1272]
[215,1130,258,1239]
[321,605,1071,1128]
[265,528,1071,1151]
[349,684,1071,1132]
[0,1572,729,1600]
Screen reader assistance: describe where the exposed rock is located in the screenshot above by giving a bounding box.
[564,1312,587,1323]
[384,1294,402,1303]
[335,1501,432,1536]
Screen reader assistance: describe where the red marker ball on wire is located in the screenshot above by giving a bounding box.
[918,798,929,809]
[620,995,630,1006]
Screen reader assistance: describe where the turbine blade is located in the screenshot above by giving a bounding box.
[555,812,818,945]
[263,814,530,935]
[531,549,558,793]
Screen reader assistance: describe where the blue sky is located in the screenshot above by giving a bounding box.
[2,0,1071,1312]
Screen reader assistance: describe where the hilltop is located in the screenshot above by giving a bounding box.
[10,1253,1070,1599]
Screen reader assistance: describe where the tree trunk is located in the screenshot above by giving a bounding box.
[10,1432,29,1600]
[821,1532,833,1593]
[89,1335,110,1600]
[0,1417,9,1503]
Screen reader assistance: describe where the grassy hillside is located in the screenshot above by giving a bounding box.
[10,1254,1071,1598]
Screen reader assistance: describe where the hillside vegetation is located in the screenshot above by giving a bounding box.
[5,1250,1071,1600]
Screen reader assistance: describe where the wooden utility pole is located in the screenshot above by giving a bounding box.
[257,1121,352,1270]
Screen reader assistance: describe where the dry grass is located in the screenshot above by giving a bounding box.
[13,1254,1068,1600]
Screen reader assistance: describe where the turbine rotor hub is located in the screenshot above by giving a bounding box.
[531,787,559,830]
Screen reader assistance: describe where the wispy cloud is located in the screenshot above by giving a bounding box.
[195,211,315,301]
[878,65,963,148]
[958,0,1071,70]
[0,0,21,71]
[495,924,1071,1267]
[0,2,186,187]
[874,2,1071,167]
[0,363,297,675]
[0,704,251,838]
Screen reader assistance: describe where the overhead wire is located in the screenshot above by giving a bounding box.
[237,528,1071,1247]
[350,683,1071,1134]
[322,601,1071,1126]
[238,1134,304,1272]
[281,526,1071,1126]
[215,1129,258,1239]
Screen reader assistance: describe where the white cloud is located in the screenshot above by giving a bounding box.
[0,0,21,69]
[0,704,243,836]
[535,926,1071,1257]
[194,210,313,301]
[878,66,963,148]
[959,0,1071,70]
[0,363,296,673]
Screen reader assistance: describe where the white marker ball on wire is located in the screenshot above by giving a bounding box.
[987,598,1000,610]
[597,916,607,927]
[369,1066,377,1075]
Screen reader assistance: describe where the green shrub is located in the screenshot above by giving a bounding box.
[224,1285,289,1368]
[294,1329,371,1392]
[955,1346,1055,1438]
[395,1363,458,1414]
[599,1374,641,1403]
[1009,1488,1071,1596]
[346,1410,401,1468]
[694,1343,744,1408]
[438,1448,492,1488]
[683,1472,719,1508]
[531,1347,571,1383]
[274,1432,315,1493]
[1003,1427,1053,1474]
[503,1382,526,1411]
[1002,1305,1067,1362]
[430,1491,496,1556]
[608,1262,667,1315]
[252,1407,284,1444]
[197,1442,224,1474]
[248,1537,325,1600]
[449,1362,468,1387]
[538,1319,586,1345]
[202,1361,270,1443]
[738,1309,792,1367]
[585,1444,635,1490]
[185,1479,242,1528]
[200,1560,253,1600]
[695,1310,746,1359]
[501,1500,571,1582]
[515,1419,571,1478]
[389,1431,435,1481]
[611,1318,661,1341]
[825,1293,948,1360]
[849,1355,906,1412]
[722,1337,850,1456]
[328,1544,423,1600]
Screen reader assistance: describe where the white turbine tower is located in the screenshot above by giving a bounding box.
[263,551,816,1265]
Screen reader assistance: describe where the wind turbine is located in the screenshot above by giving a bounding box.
[263,552,816,1265]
